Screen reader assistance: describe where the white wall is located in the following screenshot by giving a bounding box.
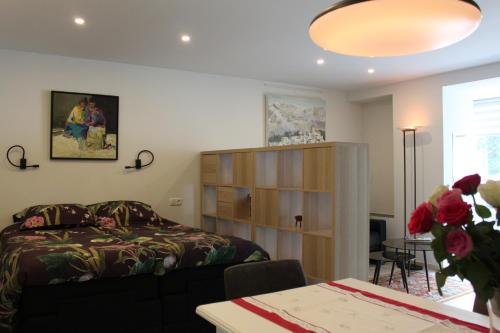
[0,49,363,229]
[348,61,500,239]
[360,97,394,216]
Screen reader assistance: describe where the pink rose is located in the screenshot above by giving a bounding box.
[98,217,116,228]
[436,189,471,226]
[437,189,463,210]
[24,235,47,241]
[23,216,45,229]
[408,202,435,234]
[446,229,473,257]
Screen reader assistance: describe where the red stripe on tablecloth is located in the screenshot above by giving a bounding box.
[232,298,315,333]
[328,281,489,333]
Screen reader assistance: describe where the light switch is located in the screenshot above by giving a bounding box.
[169,198,183,206]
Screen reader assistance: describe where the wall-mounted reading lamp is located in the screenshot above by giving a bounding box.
[125,150,155,170]
[6,145,40,170]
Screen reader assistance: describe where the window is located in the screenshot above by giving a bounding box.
[452,97,500,182]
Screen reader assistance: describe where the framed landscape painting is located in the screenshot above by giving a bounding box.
[265,94,326,146]
[50,91,119,160]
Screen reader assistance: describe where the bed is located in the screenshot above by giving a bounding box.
[0,201,269,332]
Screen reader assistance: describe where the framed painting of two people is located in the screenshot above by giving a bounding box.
[50,91,119,160]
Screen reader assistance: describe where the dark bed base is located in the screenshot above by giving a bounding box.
[15,264,232,333]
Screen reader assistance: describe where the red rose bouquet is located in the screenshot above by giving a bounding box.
[409,174,500,303]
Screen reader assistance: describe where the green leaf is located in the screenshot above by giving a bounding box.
[204,246,236,265]
[465,261,490,291]
[475,204,492,219]
[48,278,67,285]
[154,261,166,276]
[243,251,265,262]
[431,237,447,263]
[130,257,155,275]
[431,223,444,239]
[38,251,79,276]
[436,271,447,289]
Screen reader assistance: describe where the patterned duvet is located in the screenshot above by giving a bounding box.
[0,220,269,330]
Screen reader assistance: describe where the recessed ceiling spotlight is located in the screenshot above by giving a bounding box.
[181,35,191,43]
[368,68,375,74]
[316,58,325,65]
[74,17,85,25]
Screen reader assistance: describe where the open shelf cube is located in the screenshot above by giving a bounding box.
[202,216,216,233]
[218,154,233,185]
[202,186,217,215]
[303,192,332,236]
[277,231,302,261]
[233,222,252,240]
[255,189,278,227]
[216,219,233,236]
[255,151,278,187]
[278,150,303,188]
[278,191,303,231]
[255,226,277,260]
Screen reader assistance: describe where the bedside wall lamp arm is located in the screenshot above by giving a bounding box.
[6,145,40,170]
[124,150,154,169]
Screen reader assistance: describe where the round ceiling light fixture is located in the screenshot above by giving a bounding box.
[309,0,482,57]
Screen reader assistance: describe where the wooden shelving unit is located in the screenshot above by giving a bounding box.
[200,142,369,281]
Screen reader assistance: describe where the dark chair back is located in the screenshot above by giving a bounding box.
[224,260,306,300]
[370,219,387,252]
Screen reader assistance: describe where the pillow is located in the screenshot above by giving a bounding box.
[17,204,96,230]
[87,201,163,226]
[13,207,29,223]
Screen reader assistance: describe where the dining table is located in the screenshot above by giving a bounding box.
[196,278,490,333]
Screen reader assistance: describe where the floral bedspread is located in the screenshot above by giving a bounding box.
[0,221,269,331]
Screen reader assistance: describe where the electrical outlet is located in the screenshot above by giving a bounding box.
[169,198,183,206]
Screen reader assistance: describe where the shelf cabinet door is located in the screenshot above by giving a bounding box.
[217,202,233,219]
[233,152,254,187]
[302,234,333,281]
[303,147,333,192]
[255,189,278,227]
[201,155,217,184]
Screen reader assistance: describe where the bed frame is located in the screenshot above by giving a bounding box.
[14,264,232,333]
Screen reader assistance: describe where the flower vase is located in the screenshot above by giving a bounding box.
[488,289,500,333]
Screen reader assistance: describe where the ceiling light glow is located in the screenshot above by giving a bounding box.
[74,17,85,25]
[309,0,482,57]
[316,58,325,65]
[181,35,191,43]
[368,68,375,74]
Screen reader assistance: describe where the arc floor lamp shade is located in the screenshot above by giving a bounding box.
[309,0,482,57]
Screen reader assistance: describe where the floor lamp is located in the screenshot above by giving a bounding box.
[402,127,421,270]
[402,127,416,240]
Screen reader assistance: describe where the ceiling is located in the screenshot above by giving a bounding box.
[1,0,499,91]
